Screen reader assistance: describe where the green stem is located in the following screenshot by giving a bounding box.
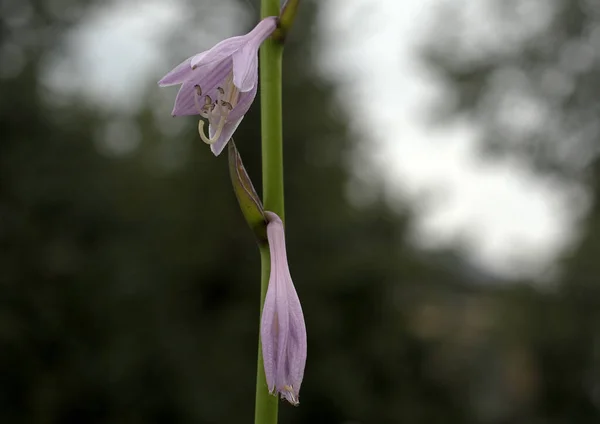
[260,20,284,218]
[255,0,284,423]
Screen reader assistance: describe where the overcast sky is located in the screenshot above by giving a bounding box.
[42,0,588,280]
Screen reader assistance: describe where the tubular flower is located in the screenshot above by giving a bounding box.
[158,17,277,156]
[261,212,307,405]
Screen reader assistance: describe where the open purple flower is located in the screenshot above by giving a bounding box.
[261,212,307,405]
[158,17,277,156]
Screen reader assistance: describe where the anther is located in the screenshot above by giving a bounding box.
[194,85,202,96]
[194,88,209,118]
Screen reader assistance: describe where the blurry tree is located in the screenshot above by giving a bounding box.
[424,0,600,422]
[425,0,600,180]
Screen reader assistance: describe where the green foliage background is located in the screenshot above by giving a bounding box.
[1,0,599,423]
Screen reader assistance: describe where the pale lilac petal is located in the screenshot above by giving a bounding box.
[260,212,307,405]
[170,81,199,116]
[261,269,278,392]
[209,116,244,156]
[286,285,307,391]
[274,267,290,390]
[190,51,208,65]
[232,46,258,92]
[228,82,258,122]
[158,56,195,87]
[232,17,277,92]
[159,51,214,87]
[190,36,245,69]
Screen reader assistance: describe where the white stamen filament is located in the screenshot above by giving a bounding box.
[194,97,208,119]
[198,118,226,145]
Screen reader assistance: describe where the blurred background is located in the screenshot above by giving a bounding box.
[2,0,600,422]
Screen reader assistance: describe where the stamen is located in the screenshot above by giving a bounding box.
[220,101,233,113]
[193,86,210,118]
[194,74,239,146]
[202,103,215,114]
[198,117,226,145]
[225,80,239,107]
[213,87,223,105]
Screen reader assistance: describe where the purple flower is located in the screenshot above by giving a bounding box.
[261,212,307,405]
[158,17,277,156]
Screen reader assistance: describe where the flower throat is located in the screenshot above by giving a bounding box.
[194,71,240,145]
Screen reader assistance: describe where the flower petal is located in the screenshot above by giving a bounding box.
[158,56,194,87]
[209,116,244,156]
[190,36,245,69]
[232,45,258,92]
[170,82,199,116]
[228,81,258,122]
[261,267,278,392]
[274,264,290,392]
[286,281,307,394]
[232,17,278,92]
